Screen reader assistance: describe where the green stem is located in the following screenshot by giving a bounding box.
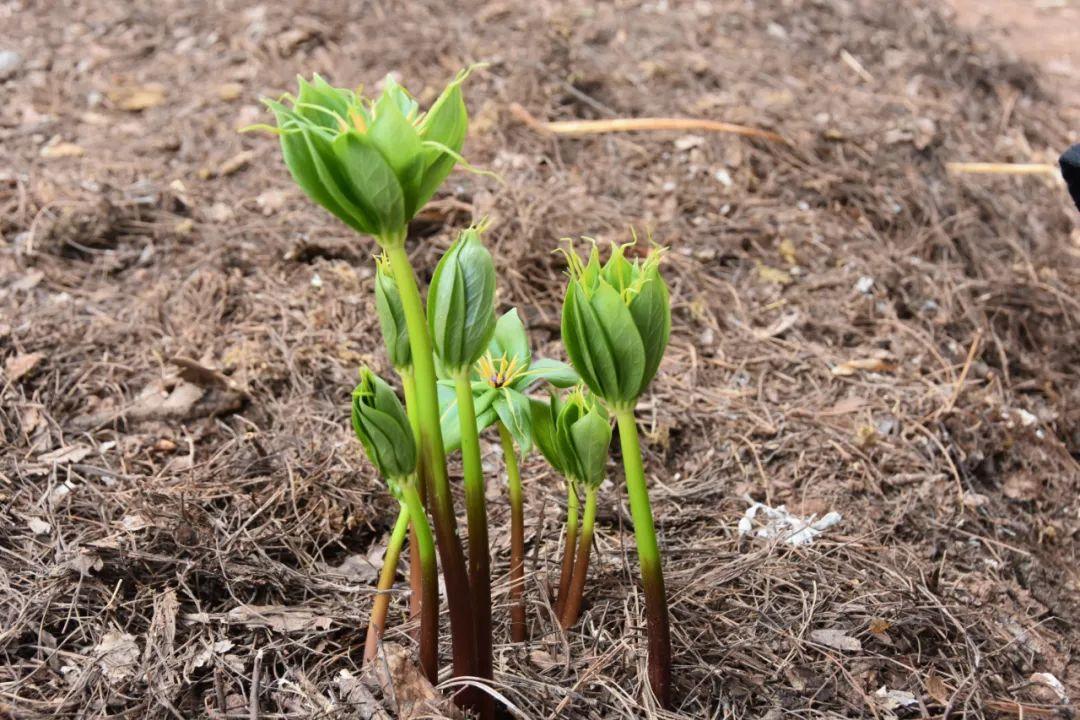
[614,408,672,709]
[498,421,526,642]
[399,368,429,507]
[398,367,425,639]
[401,477,438,684]
[560,484,597,629]
[453,371,494,691]
[363,505,410,665]
[384,239,478,694]
[555,481,579,618]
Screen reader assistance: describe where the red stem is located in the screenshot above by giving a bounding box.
[559,510,594,628]
[554,522,577,618]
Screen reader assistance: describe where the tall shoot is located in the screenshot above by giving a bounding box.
[251,70,482,709]
[559,239,673,707]
[428,224,498,695]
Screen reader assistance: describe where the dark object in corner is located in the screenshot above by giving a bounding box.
[1061,144,1080,212]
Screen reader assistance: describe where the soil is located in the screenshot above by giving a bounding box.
[1,1,1078,718]
[949,0,1080,112]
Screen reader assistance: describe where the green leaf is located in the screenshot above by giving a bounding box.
[374,259,410,369]
[438,382,497,453]
[569,408,611,487]
[627,264,670,396]
[589,282,645,403]
[489,308,530,369]
[296,75,352,131]
[331,131,405,237]
[415,72,469,208]
[555,399,584,482]
[351,370,415,478]
[428,241,465,367]
[368,79,426,217]
[437,381,462,453]
[601,243,636,295]
[457,232,496,363]
[564,281,628,401]
[530,396,564,474]
[381,75,420,121]
[561,281,605,398]
[266,101,368,234]
[300,127,378,234]
[493,388,533,455]
[523,358,578,389]
[428,228,495,371]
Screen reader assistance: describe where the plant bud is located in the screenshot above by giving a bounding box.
[560,242,670,407]
[374,255,410,370]
[428,224,496,374]
[555,387,611,487]
[253,70,473,242]
[531,388,610,486]
[351,368,416,480]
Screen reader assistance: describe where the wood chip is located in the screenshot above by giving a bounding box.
[108,83,167,111]
[832,357,897,376]
[5,352,45,381]
[218,150,255,177]
[810,628,862,652]
[40,142,86,159]
[38,445,92,465]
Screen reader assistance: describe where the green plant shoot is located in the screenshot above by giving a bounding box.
[351,369,437,682]
[438,307,578,640]
[428,223,498,696]
[251,70,482,705]
[551,387,610,629]
[560,238,673,707]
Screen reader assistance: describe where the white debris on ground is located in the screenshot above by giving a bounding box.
[1029,672,1069,703]
[874,686,918,711]
[738,502,842,546]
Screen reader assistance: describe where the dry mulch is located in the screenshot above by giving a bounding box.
[1,1,1078,718]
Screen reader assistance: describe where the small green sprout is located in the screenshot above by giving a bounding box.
[351,368,417,481]
[351,368,437,682]
[532,387,610,628]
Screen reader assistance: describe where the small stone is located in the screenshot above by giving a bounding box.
[674,135,704,151]
[855,276,874,294]
[0,50,23,80]
[766,22,788,39]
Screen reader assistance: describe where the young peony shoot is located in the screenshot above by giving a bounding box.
[427,224,498,699]
[529,386,609,626]
[559,239,673,708]
[350,369,437,682]
[439,308,577,640]
[532,386,611,629]
[250,70,482,706]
